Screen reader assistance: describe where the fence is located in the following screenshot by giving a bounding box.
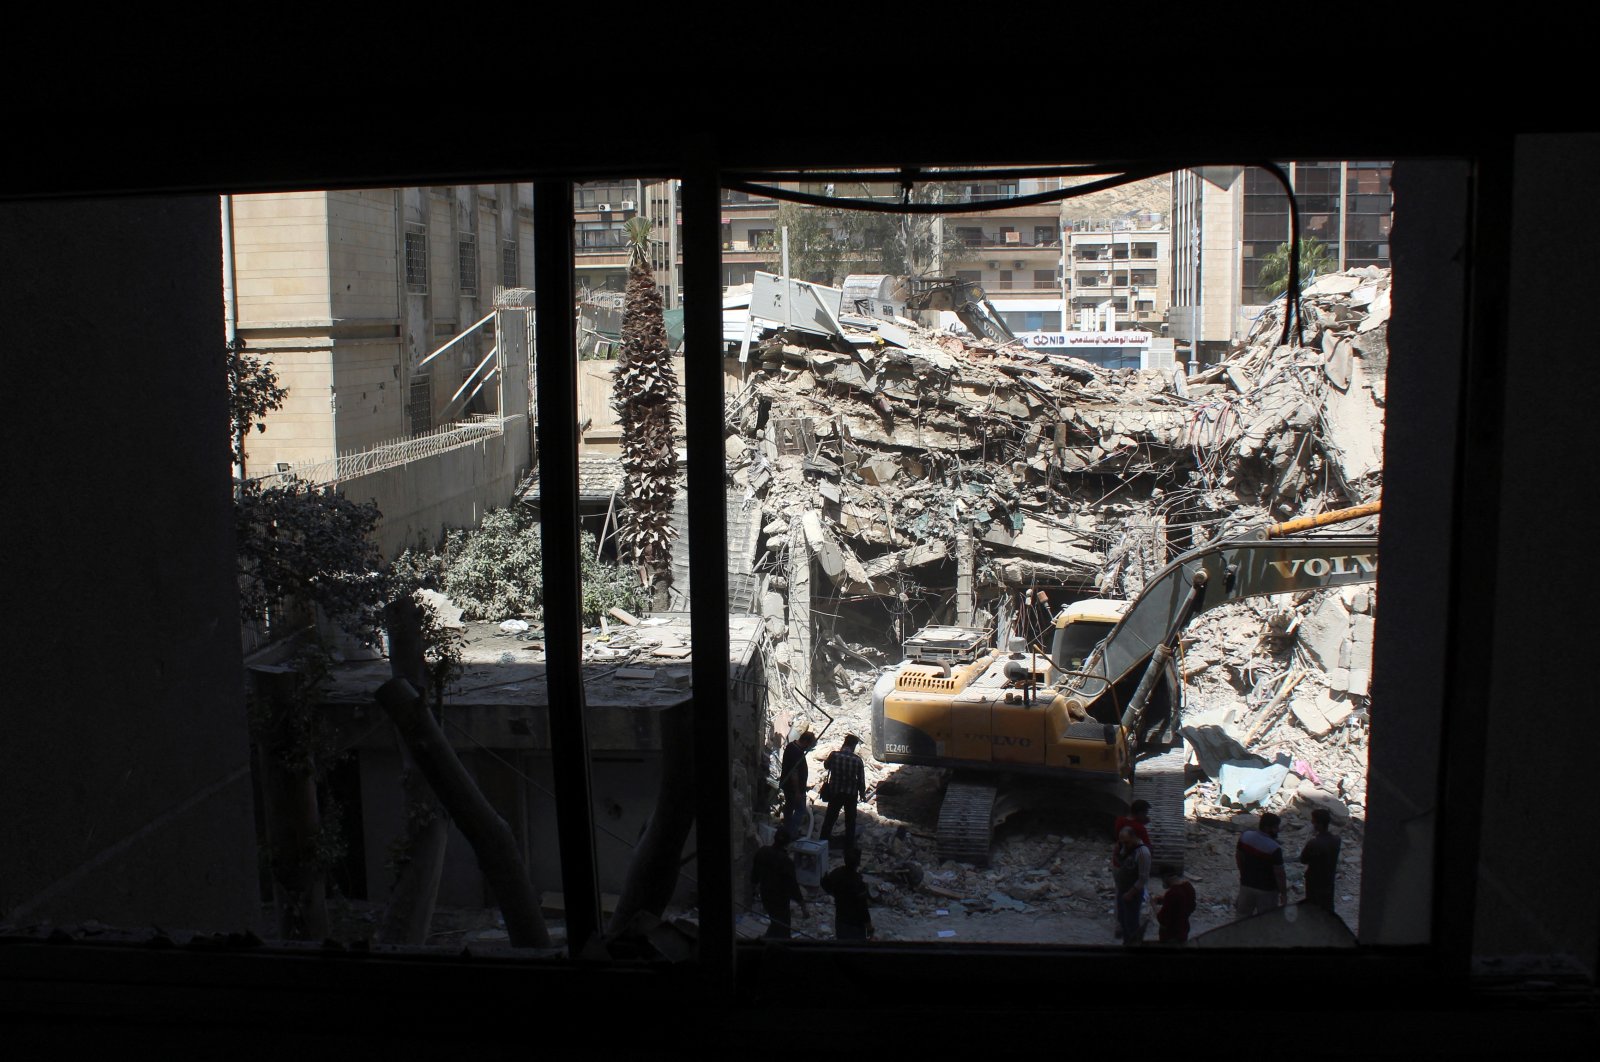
[255,414,507,488]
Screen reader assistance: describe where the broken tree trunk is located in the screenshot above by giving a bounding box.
[376,596,450,946]
[606,699,696,937]
[250,665,329,942]
[375,675,549,947]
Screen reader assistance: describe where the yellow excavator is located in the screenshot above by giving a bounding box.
[870,502,1380,867]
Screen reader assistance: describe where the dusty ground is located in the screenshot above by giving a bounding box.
[749,673,1365,947]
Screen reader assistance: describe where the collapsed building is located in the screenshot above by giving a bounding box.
[726,267,1389,937]
[732,267,1387,704]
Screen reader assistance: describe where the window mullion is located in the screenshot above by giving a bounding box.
[532,179,602,956]
[681,168,734,980]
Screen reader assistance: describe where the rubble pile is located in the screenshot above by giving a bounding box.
[742,267,1391,940]
[736,267,1389,694]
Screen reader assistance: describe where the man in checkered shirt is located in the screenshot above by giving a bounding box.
[818,734,868,850]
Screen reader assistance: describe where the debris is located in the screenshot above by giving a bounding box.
[498,619,530,633]
[608,607,640,626]
[1217,760,1292,808]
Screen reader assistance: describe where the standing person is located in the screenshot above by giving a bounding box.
[820,845,874,941]
[1154,864,1196,944]
[1111,826,1150,946]
[1299,807,1341,912]
[750,826,808,939]
[779,731,817,837]
[1235,811,1288,917]
[1115,799,1153,848]
[817,734,868,851]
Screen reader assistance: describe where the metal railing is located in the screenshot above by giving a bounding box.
[256,414,507,488]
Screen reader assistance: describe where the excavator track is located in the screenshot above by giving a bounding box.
[937,779,998,865]
[1131,747,1188,872]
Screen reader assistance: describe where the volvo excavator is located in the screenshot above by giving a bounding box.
[870,502,1380,869]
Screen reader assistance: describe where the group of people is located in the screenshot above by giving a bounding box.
[761,729,1344,946]
[752,731,874,941]
[1110,801,1343,945]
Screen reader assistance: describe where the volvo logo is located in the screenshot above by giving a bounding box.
[1267,554,1377,579]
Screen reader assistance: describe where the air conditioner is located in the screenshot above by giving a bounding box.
[987,261,999,270]
[597,203,612,212]
[1013,260,1024,269]
[620,200,636,211]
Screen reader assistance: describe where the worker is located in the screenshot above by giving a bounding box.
[750,826,808,939]
[779,730,817,837]
[1111,826,1150,945]
[818,734,868,851]
[820,846,874,941]
[1154,864,1196,944]
[1235,811,1288,917]
[1115,799,1153,848]
[1299,807,1341,912]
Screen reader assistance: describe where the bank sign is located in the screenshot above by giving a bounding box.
[1020,330,1153,349]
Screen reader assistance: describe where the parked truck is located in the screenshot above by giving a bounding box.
[870,502,1380,868]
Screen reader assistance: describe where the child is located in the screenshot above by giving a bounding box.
[1154,864,1196,944]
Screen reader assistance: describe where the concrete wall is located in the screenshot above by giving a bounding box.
[327,189,400,323]
[2,196,259,932]
[232,192,333,324]
[335,414,531,559]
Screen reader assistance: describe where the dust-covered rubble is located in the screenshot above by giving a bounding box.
[739,268,1390,942]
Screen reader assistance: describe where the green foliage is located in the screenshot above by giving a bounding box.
[760,186,973,285]
[226,339,289,478]
[624,215,653,266]
[437,507,648,624]
[1258,237,1338,299]
[235,480,387,644]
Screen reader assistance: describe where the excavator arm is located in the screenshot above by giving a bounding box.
[1064,529,1380,701]
[904,277,1019,347]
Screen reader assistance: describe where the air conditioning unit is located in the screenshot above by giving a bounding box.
[1013,260,1025,269]
[987,261,999,270]
[620,200,636,211]
[597,203,612,212]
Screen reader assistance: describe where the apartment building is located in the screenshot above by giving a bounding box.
[1170,162,1393,364]
[1063,216,1170,332]
[573,180,681,305]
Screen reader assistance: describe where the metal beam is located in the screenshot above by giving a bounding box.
[532,179,601,957]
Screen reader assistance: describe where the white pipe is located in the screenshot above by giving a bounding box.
[448,345,498,405]
[220,195,239,345]
[418,311,496,368]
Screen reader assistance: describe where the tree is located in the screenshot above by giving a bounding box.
[235,480,387,641]
[759,186,972,285]
[433,507,647,624]
[1257,237,1338,299]
[236,479,386,940]
[226,338,289,481]
[613,216,680,608]
[758,202,849,284]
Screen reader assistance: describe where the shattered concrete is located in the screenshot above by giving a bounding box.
[736,268,1389,943]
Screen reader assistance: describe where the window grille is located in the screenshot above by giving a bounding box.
[405,225,428,292]
[458,234,478,296]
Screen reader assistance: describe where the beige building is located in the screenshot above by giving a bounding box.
[1063,216,1170,332]
[1170,162,1393,365]
[226,185,535,474]
[224,185,536,557]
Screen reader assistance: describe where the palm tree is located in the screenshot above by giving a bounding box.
[612,216,679,607]
[1257,237,1338,299]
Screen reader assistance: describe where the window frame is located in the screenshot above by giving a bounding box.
[1,134,1558,1041]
